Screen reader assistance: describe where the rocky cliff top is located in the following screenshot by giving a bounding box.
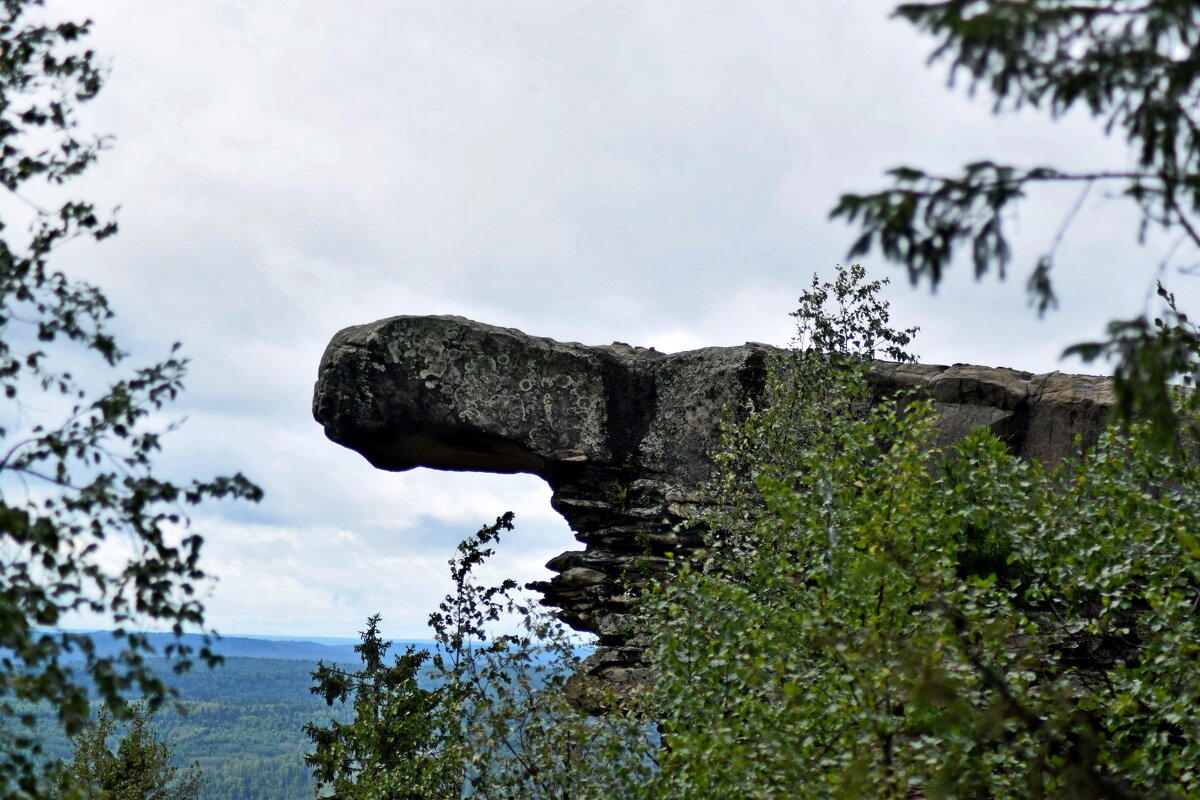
[314,315,1115,698]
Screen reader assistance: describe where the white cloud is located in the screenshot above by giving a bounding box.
[35,0,1199,638]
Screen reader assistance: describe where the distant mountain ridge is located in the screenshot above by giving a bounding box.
[48,630,438,663]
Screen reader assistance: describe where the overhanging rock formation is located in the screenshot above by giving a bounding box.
[313,315,1115,693]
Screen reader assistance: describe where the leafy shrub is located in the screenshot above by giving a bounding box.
[306,515,656,800]
[638,266,1200,798]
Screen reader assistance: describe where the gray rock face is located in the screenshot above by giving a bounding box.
[314,315,1115,695]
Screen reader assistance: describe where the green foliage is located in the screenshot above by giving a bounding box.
[1065,281,1200,449]
[834,1,1200,291]
[428,520,655,800]
[428,516,654,800]
[831,1,1200,444]
[708,263,917,536]
[16,656,360,800]
[638,266,1200,797]
[0,1,261,794]
[51,703,202,800]
[307,515,656,800]
[304,615,461,800]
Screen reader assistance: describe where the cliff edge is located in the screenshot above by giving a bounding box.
[313,315,1114,695]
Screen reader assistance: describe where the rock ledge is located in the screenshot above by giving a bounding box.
[314,316,1113,693]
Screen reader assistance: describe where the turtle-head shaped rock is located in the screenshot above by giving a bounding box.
[313,314,1115,708]
[313,314,774,485]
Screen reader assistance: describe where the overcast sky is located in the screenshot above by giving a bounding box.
[40,1,1199,639]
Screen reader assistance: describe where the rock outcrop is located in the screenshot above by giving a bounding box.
[313,315,1115,694]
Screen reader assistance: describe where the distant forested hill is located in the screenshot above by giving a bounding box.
[21,633,443,800]
[19,631,589,800]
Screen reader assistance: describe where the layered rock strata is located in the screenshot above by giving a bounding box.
[313,315,1115,694]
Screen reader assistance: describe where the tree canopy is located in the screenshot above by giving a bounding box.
[51,704,202,800]
[832,0,1200,443]
[303,614,462,800]
[0,1,260,794]
[636,266,1200,798]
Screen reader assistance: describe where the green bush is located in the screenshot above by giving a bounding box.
[306,515,656,800]
[638,267,1200,799]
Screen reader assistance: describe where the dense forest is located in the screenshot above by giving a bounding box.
[16,649,432,800]
[13,633,583,800]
